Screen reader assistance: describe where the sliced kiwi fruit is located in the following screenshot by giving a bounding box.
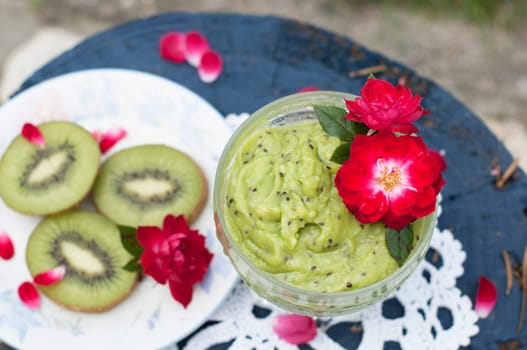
[26,209,137,312]
[92,144,207,227]
[0,121,100,215]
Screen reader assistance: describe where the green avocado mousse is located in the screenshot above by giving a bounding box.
[214,85,444,316]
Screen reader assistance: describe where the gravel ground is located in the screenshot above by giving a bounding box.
[0,0,526,165]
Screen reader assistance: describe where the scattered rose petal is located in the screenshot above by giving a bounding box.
[475,276,497,318]
[197,50,223,83]
[185,31,210,67]
[298,86,320,93]
[273,314,317,345]
[0,232,14,260]
[490,166,501,177]
[34,265,66,286]
[18,282,41,310]
[92,128,127,154]
[160,32,187,63]
[21,123,45,148]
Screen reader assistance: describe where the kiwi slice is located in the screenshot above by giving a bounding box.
[92,144,207,227]
[0,121,100,215]
[26,209,137,312]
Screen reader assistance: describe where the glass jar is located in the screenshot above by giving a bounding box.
[214,91,437,317]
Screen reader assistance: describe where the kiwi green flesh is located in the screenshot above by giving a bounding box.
[0,122,100,215]
[26,210,137,312]
[93,144,206,227]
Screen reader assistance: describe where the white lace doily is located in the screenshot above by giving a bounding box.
[176,114,480,350]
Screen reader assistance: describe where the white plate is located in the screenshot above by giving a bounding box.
[0,69,238,350]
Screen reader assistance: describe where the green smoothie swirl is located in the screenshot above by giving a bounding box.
[224,121,406,292]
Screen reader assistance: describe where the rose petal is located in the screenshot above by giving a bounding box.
[137,226,166,254]
[92,130,102,142]
[96,128,127,154]
[184,31,210,67]
[169,279,194,308]
[162,214,190,237]
[390,123,419,135]
[475,276,497,318]
[160,32,187,63]
[34,265,66,286]
[22,123,45,148]
[141,252,168,284]
[197,50,223,83]
[273,314,317,345]
[0,231,14,260]
[18,282,41,309]
[297,86,320,93]
[490,166,500,176]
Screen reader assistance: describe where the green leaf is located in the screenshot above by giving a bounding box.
[352,121,370,136]
[330,142,352,164]
[314,105,355,142]
[122,257,142,272]
[385,226,414,266]
[118,225,143,257]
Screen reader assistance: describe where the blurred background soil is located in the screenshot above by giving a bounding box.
[0,0,526,166]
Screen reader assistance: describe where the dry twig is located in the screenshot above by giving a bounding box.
[496,159,519,189]
[503,250,513,296]
[348,64,387,78]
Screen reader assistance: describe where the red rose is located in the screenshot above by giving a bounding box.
[334,131,445,229]
[137,215,213,308]
[344,78,428,131]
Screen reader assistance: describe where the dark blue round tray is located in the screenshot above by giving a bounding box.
[11,12,527,349]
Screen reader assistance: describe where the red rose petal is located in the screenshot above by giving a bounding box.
[184,31,210,67]
[160,32,187,63]
[18,282,41,310]
[162,215,190,237]
[197,50,223,83]
[94,128,127,154]
[475,276,497,318]
[297,86,320,93]
[273,314,317,345]
[141,252,168,284]
[34,265,66,286]
[390,123,419,135]
[137,226,166,253]
[21,123,45,148]
[0,232,14,260]
[169,279,194,308]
